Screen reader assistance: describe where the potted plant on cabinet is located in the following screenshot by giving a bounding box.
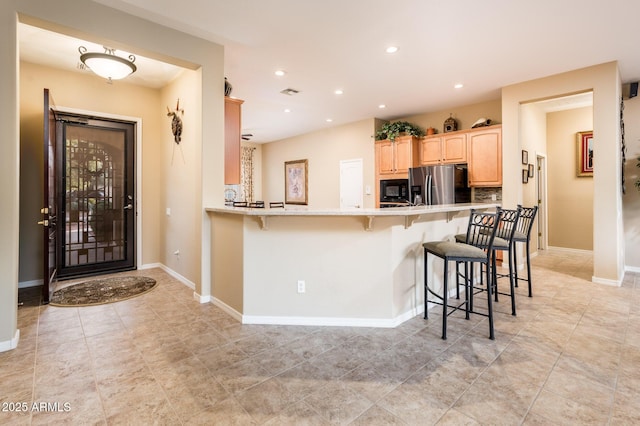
[375,121,425,142]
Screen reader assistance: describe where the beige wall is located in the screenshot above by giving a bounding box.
[1,0,224,349]
[401,99,503,134]
[262,119,377,208]
[547,107,594,250]
[622,95,640,270]
[18,61,164,283]
[519,101,547,252]
[503,62,623,284]
[159,70,202,285]
[259,100,501,210]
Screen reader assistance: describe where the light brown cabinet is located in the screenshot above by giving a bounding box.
[374,135,419,207]
[467,125,502,187]
[419,133,467,165]
[375,135,419,177]
[224,97,244,185]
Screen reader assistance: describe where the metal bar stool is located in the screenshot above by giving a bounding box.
[512,205,538,297]
[490,207,521,315]
[454,207,521,316]
[423,209,502,340]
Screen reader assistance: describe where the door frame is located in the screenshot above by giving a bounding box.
[55,106,143,267]
[536,153,548,251]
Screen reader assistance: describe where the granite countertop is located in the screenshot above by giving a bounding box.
[205,203,499,217]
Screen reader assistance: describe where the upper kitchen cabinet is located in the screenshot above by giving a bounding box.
[375,135,420,177]
[419,133,467,165]
[467,125,502,187]
[224,97,244,184]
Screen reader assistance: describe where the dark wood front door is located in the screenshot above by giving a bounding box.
[41,89,58,304]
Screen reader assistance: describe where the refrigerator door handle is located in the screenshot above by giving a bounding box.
[426,175,433,205]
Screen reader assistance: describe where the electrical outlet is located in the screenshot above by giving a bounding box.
[491,194,497,201]
[297,280,305,293]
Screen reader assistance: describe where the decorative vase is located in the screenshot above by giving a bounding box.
[427,127,436,135]
[224,77,233,97]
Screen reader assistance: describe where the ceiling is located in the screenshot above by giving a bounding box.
[19,0,640,143]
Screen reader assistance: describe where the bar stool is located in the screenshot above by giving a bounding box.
[423,209,502,340]
[490,207,521,316]
[454,207,521,316]
[512,205,538,297]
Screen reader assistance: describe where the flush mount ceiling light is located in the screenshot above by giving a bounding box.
[454,83,464,89]
[385,46,399,54]
[78,46,137,81]
[274,69,286,76]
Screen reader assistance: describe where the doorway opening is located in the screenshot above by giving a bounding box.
[55,112,137,279]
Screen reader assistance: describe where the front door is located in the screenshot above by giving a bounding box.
[41,89,58,304]
[55,112,136,279]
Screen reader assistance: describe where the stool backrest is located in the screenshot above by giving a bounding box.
[464,209,503,256]
[516,205,538,238]
[496,206,522,242]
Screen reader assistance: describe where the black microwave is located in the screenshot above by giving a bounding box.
[380,179,409,203]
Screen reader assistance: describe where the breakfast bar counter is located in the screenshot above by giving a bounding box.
[206,203,498,327]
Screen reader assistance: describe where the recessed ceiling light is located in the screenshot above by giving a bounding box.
[284,108,291,113]
[386,46,399,54]
[378,104,386,109]
[326,118,333,122]
[335,89,343,95]
[275,70,286,76]
[454,83,464,89]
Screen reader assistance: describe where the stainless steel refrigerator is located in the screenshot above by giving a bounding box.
[409,164,471,205]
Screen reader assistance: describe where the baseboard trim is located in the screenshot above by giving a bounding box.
[139,262,196,290]
[546,246,593,255]
[0,329,20,353]
[241,305,425,329]
[625,265,640,273]
[212,297,243,322]
[592,276,622,287]
[18,279,43,289]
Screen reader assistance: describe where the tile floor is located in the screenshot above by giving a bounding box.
[1,249,639,425]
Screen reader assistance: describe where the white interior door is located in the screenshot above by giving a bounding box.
[340,159,363,209]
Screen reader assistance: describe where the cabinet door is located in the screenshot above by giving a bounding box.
[376,140,395,175]
[224,97,244,184]
[442,133,467,164]
[468,127,502,186]
[394,137,413,173]
[420,136,442,165]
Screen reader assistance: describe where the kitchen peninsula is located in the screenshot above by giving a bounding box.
[206,203,498,328]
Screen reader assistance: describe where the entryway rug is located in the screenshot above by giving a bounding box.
[50,276,157,307]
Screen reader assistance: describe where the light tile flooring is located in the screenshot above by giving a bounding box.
[2,249,640,425]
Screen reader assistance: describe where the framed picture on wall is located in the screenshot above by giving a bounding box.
[577,130,594,177]
[284,159,308,205]
[522,169,529,184]
[528,163,534,178]
[522,150,528,165]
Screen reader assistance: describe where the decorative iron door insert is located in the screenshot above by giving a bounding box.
[55,113,136,278]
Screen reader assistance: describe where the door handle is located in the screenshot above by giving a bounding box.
[123,204,133,210]
[38,220,49,226]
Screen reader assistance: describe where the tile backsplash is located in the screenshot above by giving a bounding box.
[473,187,502,203]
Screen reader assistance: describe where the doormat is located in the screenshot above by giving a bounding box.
[50,276,157,307]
